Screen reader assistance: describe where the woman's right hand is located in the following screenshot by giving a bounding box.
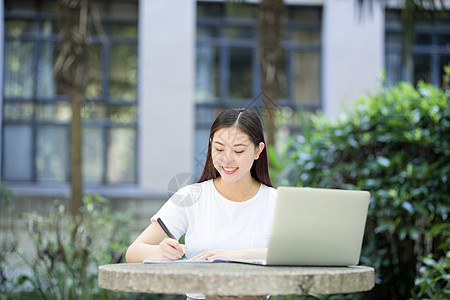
[159,238,186,260]
[126,221,186,263]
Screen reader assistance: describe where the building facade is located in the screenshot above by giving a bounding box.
[1,0,448,210]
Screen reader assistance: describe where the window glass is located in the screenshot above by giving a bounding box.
[3,102,34,120]
[197,2,223,18]
[288,6,321,24]
[86,44,102,99]
[225,26,254,39]
[278,66,287,101]
[93,1,138,20]
[194,128,210,176]
[81,103,106,120]
[291,30,320,44]
[195,106,217,126]
[4,41,35,99]
[195,46,220,102]
[41,19,57,37]
[107,2,138,20]
[109,105,137,124]
[41,1,58,14]
[438,33,450,48]
[109,44,137,101]
[413,55,431,85]
[229,48,252,99]
[4,0,39,14]
[110,24,138,38]
[5,19,37,36]
[3,125,32,181]
[385,10,402,26]
[293,51,320,103]
[386,52,402,87]
[415,33,432,45]
[36,125,69,182]
[37,42,57,98]
[197,26,220,39]
[107,128,136,184]
[386,33,402,46]
[224,3,255,19]
[36,103,71,121]
[83,126,104,183]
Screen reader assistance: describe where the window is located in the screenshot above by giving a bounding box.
[194,2,322,176]
[385,9,450,87]
[2,0,138,184]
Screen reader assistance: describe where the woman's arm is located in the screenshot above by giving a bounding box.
[125,221,186,263]
[190,248,267,261]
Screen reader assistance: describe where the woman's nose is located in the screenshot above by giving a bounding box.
[220,149,235,164]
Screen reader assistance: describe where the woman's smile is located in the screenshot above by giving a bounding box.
[222,166,238,175]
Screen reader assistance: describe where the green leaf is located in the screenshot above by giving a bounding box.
[376,156,390,168]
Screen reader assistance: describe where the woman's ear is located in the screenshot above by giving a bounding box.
[254,142,265,160]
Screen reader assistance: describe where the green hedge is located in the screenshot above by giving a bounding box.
[282,81,449,299]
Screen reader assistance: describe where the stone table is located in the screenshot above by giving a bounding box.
[98,263,374,299]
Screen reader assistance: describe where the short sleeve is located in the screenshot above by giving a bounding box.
[151,184,198,240]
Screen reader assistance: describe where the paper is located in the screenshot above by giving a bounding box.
[143,259,212,264]
[143,259,267,265]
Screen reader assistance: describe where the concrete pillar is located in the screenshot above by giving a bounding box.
[322,0,384,119]
[138,0,195,195]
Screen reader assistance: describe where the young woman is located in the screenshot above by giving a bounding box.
[125,108,277,263]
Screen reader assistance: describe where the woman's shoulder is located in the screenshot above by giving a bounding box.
[260,184,278,202]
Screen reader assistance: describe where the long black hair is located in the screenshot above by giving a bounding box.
[198,108,273,187]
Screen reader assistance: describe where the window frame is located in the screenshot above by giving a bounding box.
[195,3,323,131]
[2,0,139,185]
[385,9,450,87]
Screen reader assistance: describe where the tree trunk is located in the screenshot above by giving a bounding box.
[70,87,83,216]
[55,0,90,216]
[258,0,285,149]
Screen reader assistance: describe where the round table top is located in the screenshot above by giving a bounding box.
[98,262,374,297]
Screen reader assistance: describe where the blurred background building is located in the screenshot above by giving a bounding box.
[1,0,449,219]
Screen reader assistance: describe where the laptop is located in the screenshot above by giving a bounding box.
[263,186,370,266]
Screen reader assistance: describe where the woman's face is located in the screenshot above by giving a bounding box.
[211,127,264,184]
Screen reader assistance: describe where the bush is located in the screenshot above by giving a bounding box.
[17,194,133,300]
[413,223,449,299]
[0,181,20,298]
[283,81,449,299]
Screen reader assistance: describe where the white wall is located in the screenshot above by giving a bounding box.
[138,0,195,195]
[322,0,384,119]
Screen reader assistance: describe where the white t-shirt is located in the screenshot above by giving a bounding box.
[152,179,277,259]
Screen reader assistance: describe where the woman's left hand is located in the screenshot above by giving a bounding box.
[190,249,241,261]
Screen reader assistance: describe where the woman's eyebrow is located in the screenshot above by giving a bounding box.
[213,141,248,147]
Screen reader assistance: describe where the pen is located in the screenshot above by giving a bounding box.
[157,218,186,259]
[157,218,176,239]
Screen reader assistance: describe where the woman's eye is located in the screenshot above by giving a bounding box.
[215,148,224,152]
[235,150,244,154]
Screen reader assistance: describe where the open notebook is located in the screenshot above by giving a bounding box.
[144,186,370,266]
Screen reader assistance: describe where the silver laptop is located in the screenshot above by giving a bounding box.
[265,186,370,266]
